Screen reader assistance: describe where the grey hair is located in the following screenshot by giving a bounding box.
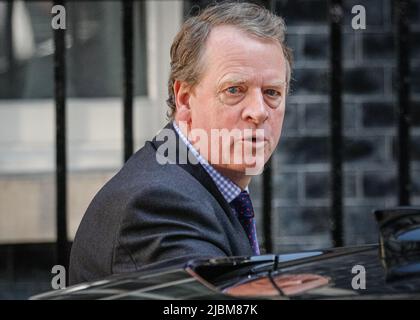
[166,1,293,119]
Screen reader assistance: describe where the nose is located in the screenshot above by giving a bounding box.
[242,89,269,125]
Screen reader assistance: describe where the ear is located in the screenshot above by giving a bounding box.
[173,80,192,124]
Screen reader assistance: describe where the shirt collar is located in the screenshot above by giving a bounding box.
[172,121,245,203]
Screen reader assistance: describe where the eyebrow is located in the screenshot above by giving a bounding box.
[217,78,247,87]
[267,81,287,88]
[217,78,286,88]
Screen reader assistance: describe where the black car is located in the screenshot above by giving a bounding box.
[31,207,420,300]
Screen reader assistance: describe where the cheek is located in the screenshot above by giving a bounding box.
[204,100,241,130]
[270,112,284,152]
[190,95,214,127]
[270,108,285,140]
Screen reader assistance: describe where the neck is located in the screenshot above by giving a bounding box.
[173,120,251,190]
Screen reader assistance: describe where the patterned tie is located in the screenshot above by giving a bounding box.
[231,191,260,255]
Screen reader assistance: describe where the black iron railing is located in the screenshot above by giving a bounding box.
[123,0,135,163]
[328,0,344,247]
[394,0,412,206]
[53,0,69,269]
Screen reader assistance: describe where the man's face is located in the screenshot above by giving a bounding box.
[176,25,287,179]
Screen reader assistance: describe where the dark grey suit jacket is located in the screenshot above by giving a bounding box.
[69,123,254,285]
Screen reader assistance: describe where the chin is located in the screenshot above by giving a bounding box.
[216,162,266,177]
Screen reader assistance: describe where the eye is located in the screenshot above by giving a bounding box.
[225,86,242,95]
[219,85,246,105]
[264,89,281,97]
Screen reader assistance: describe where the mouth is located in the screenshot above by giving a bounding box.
[244,134,268,144]
[242,136,268,149]
[250,136,267,143]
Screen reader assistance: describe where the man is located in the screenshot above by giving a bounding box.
[69,2,292,285]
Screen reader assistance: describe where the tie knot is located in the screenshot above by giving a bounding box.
[231,191,254,219]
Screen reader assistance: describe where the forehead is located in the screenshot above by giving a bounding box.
[200,25,286,84]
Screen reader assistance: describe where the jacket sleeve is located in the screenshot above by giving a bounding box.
[112,184,230,275]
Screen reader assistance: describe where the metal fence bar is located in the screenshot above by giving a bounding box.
[5,1,15,88]
[261,0,275,254]
[262,159,273,253]
[53,0,69,268]
[394,0,412,206]
[123,0,134,162]
[328,0,344,247]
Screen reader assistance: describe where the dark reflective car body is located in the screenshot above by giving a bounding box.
[31,244,420,300]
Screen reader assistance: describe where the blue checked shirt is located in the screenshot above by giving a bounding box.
[173,121,243,202]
